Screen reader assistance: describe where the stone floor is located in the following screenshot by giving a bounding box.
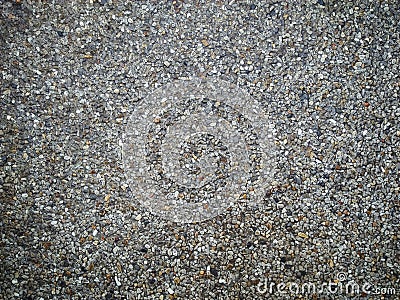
[1,0,399,299]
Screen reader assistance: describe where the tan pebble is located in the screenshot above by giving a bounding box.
[201,39,209,47]
[298,232,308,239]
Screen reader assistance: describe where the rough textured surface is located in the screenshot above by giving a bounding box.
[122,78,276,223]
[1,0,399,299]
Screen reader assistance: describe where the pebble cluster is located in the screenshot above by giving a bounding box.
[123,78,275,223]
[1,0,399,299]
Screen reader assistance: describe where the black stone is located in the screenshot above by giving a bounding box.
[259,239,267,245]
[210,268,218,276]
[56,30,66,37]
[284,263,293,269]
[59,280,66,287]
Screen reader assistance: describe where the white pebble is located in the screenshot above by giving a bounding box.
[115,276,121,286]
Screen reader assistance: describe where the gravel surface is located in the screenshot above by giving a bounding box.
[1,0,399,299]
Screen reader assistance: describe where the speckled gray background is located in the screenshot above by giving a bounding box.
[1,0,399,299]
